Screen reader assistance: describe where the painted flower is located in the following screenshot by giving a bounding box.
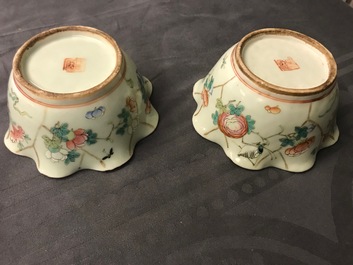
[218,112,248,138]
[66,129,88,150]
[285,136,316,157]
[45,148,68,163]
[9,124,26,143]
[201,88,209,107]
[126,97,137,113]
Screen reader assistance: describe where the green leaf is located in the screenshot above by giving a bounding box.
[116,125,127,135]
[86,129,97,145]
[17,142,24,151]
[229,104,244,116]
[295,126,308,140]
[206,76,214,90]
[24,134,31,143]
[118,108,130,123]
[245,115,255,134]
[212,111,219,125]
[279,137,295,147]
[50,123,70,141]
[65,150,80,165]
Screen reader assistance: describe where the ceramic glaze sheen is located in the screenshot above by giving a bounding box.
[22,31,117,93]
[4,26,159,178]
[242,35,329,88]
[192,28,339,172]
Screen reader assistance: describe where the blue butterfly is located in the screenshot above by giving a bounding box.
[85,106,106,119]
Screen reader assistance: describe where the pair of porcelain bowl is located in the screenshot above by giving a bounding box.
[4,26,339,178]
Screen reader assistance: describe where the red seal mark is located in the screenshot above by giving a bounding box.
[274,57,300,71]
[63,58,86,73]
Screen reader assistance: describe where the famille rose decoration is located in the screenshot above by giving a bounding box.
[192,28,339,172]
[4,26,159,178]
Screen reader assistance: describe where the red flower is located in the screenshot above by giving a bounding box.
[218,112,248,138]
[9,124,25,143]
[66,129,88,150]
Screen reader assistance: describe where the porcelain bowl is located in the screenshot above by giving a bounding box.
[4,26,159,178]
[192,28,339,172]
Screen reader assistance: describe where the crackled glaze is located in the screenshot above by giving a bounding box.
[4,26,159,178]
[192,28,339,172]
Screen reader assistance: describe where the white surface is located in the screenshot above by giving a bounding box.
[242,34,329,89]
[21,31,117,93]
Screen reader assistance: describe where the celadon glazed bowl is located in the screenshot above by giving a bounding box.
[4,26,159,178]
[192,28,339,172]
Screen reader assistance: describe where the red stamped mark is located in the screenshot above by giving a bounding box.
[63,58,86,73]
[274,57,300,71]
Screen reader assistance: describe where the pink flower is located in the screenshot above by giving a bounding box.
[218,113,248,138]
[9,124,25,143]
[66,129,88,150]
